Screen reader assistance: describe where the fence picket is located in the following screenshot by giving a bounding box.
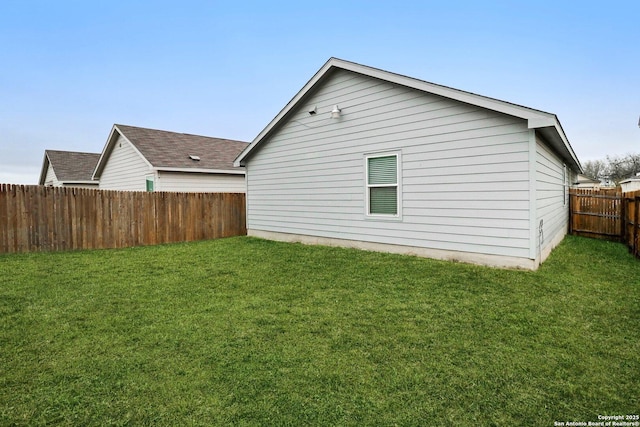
[569,188,623,240]
[0,185,246,254]
[569,188,640,259]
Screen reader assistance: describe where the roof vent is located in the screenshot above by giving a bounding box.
[189,155,200,161]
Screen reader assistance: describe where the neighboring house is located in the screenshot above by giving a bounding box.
[620,175,640,193]
[93,124,248,192]
[572,174,601,189]
[38,150,100,188]
[598,177,616,187]
[235,58,583,270]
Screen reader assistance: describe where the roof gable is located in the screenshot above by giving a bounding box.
[94,124,249,179]
[39,150,100,184]
[235,57,581,172]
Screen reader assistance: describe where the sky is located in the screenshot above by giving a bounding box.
[1,0,638,184]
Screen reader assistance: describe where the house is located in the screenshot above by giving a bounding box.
[234,58,583,270]
[620,174,640,193]
[572,174,601,189]
[93,124,248,192]
[39,150,100,188]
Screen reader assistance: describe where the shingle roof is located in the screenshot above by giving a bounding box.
[620,176,640,183]
[44,150,100,182]
[115,124,248,171]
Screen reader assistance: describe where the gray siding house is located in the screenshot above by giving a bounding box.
[39,150,100,188]
[235,58,582,270]
[94,124,248,192]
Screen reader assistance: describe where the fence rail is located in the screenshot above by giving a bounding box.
[0,185,246,254]
[569,188,623,241]
[569,188,640,259]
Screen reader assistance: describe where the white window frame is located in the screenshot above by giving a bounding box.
[364,151,402,219]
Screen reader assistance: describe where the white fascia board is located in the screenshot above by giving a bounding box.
[527,116,557,129]
[234,58,556,166]
[232,157,244,168]
[344,58,582,173]
[527,115,582,173]
[336,58,554,121]
[235,57,581,171]
[92,125,119,180]
[535,121,583,174]
[38,153,51,185]
[115,126,154,169]
[93,125,153,180]
[234,58,336,167]
[154,167,245,175]
[60,181,99,185]
[553,118,582,172]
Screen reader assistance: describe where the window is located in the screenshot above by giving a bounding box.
[146,176,154,192]
[366,153,400,216]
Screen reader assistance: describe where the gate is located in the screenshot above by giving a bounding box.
[569,188,623,242]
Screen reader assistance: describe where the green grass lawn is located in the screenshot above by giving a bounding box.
[1,235,638,426]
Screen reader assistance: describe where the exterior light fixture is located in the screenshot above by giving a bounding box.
[330,105,341,119]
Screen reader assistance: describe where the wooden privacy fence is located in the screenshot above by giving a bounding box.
[569,188,623,241]
[0,184,246,254]
[569,188,640,259]
[623,190,640,259]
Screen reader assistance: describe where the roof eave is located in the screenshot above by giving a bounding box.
[235,57,583,169]
[539,127,582,172]
[154,166,245,175]
[93,125,120,180]
[93,124,153,180]
[60,181,100,185]
[235,58,338,167]
[38,152,51,185]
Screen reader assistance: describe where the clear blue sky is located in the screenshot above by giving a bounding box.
[1,0,638,184]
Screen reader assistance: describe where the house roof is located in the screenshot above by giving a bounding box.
[39,150,100,185]
[235,57,582,173]
[94,124,249,179]
[575,174,601,184]
[620,176,640,184]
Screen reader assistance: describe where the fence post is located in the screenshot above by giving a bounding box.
[0,186,247,254]
[622,195,628,253]
[632,193,640,257]
[568,189,574,235]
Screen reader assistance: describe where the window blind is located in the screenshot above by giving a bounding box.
[367,155,398,215]
[368,155,397,185]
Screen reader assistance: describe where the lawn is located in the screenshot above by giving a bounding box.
[1,235,638,426]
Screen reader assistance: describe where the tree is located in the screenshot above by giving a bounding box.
[582,159,606,180]
[605,153,640,184]
[584,153,640,185]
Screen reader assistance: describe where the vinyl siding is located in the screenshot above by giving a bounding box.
[535,133,569,257]
[246,69,532,258]
[99,134,152,191]
[44,164,58,186]
[43,165,97,188]
[157,171,246,192]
